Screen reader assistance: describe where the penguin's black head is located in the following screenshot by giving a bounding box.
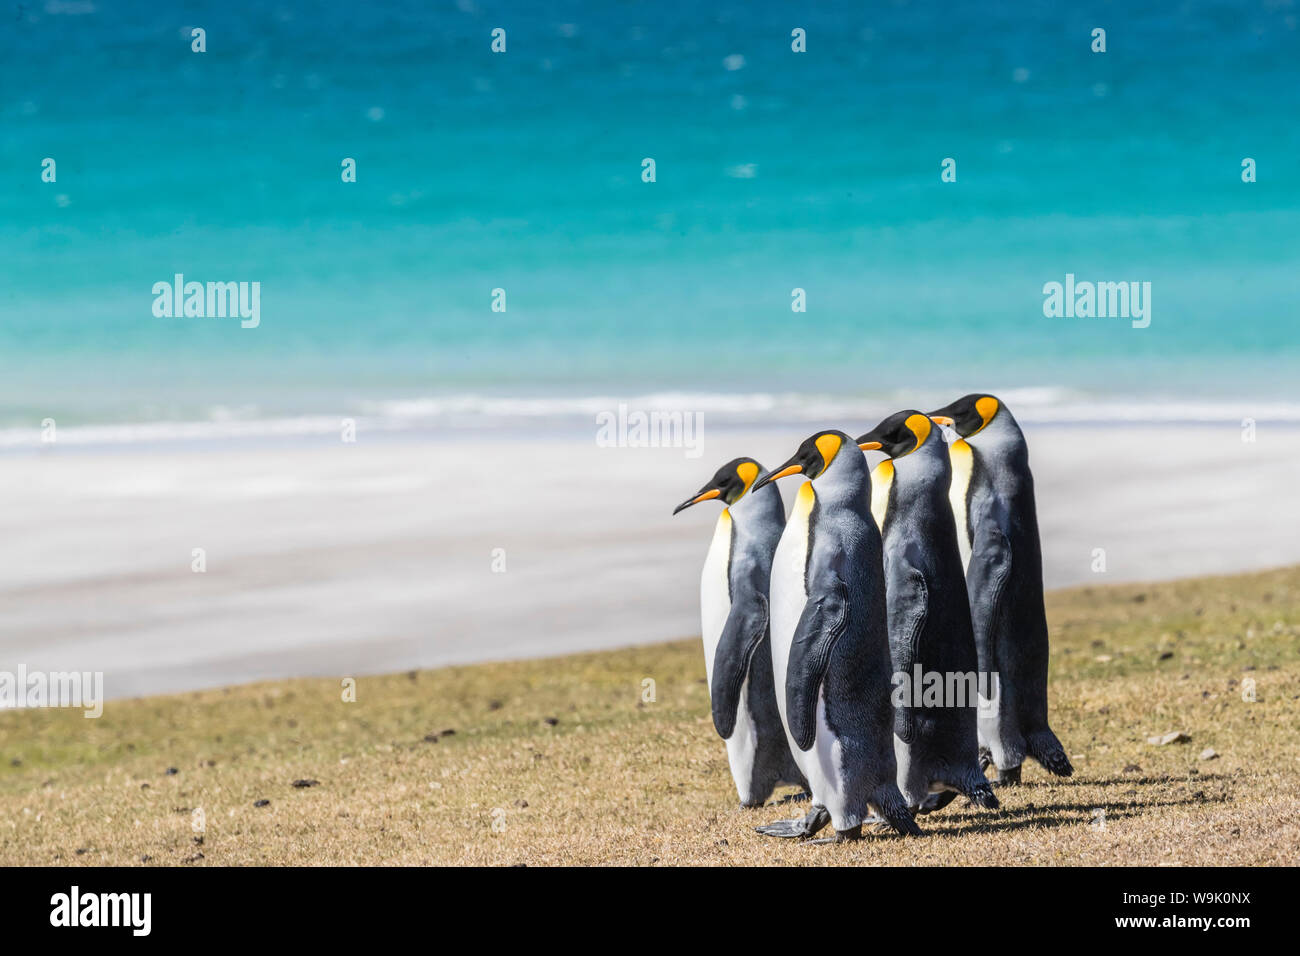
[855,410,933,459]
[926,393,1001,438]
[672,457,763,515]
[750,430,849,492]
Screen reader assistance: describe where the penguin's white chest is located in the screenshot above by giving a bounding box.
[949,440,974,573]
[699,510,733,690]
[769,482,815,728]
[870,459,893,532]
[699,511,762,800]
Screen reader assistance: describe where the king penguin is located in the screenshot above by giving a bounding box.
[673,458,808,807]
[855,411,999,815]
[926,394,1073,784]
[748,431,920,841]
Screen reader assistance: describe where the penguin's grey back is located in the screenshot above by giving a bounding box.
[957,404,1072,778]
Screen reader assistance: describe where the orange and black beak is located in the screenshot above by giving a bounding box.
[672,486,721,515]
[750,459,803,494]
[854,425,884,452]
[673,458,764,515]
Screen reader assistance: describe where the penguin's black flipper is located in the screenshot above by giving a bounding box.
[967,527,1013,664]
[886,563,929,743]
[1026,728,1074,777]
[709,593,769,739]
[785,574,850,752]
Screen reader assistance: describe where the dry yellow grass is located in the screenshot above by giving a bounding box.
[2,566,1299,866]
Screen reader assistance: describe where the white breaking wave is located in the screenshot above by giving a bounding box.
[2,389,1298,449]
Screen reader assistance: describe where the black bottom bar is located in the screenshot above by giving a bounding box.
[1,864,1282,941]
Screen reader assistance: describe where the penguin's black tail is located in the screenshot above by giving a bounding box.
[1026,729,1074,777]
[961,777,1000,810]
[873,787,923,837]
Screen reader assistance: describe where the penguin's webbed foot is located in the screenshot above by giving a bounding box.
[978,747,994,773]
[754,805,830,840]
[806,825,862,845]
[754,819,806,839]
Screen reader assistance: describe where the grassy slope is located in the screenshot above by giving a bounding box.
[2,566,1298,866]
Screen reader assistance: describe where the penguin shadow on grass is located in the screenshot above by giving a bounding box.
[750,772,1231,843]
[917,775,1232,838]
[930,799,1199,837]
[1084,771,1230,788]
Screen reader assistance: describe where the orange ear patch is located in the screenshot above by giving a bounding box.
[814,433,842,471]
[975,396,999,431]
[905,414,932,450]
[736,460,759,493]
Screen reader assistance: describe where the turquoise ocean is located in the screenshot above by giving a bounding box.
[2,0,1298,445]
